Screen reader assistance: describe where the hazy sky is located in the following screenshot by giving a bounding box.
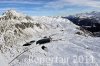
[0,0,100,16]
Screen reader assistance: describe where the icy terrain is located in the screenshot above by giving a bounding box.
[0,10,100,66]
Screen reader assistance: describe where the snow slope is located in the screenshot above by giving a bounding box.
[0,10,100,66]
[0,52,9,66]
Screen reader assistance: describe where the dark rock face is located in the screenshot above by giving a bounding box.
[63,16,100,33]
[36,38,51,45]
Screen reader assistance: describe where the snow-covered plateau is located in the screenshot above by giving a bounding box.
[0,10,100,66]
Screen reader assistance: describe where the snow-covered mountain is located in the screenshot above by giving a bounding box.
[0,10,100,66]
[63,11,100,36]
[66,11,100,19]
[0,10,47,46]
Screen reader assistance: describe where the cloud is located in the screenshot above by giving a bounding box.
[0,0,99,16]
[44,0,69,9]
[66,0,100,8]
[0,1,44,5]
[0,8,16,11]
[44,0,100,9]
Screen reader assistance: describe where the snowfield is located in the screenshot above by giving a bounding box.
[0,10,100,66]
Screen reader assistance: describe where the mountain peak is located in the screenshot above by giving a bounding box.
[90,11,97,14]
[0,10,28,20]
[2,10,23,17]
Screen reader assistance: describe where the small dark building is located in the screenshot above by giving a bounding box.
[36,38,51,45]
[41,46,47,50]
[23,43,31,46]
[29,40,35,43]
[41,46,48,52]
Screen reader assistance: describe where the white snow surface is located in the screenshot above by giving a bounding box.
[0,10,100,66]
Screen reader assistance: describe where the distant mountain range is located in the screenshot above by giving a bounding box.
[62,11,100,36]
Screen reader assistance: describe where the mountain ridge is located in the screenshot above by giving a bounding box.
[63,11,100,36]
[0,10,100,66]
